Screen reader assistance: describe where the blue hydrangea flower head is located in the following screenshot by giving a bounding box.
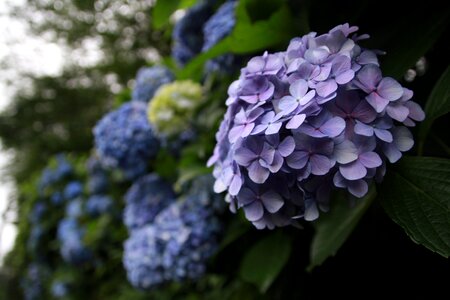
[51,192,64,205]
[132,66,175,103]
[57,218,92,264]
[29,202,47,223]
[202,0,237,73]
[209,24,425,229]
[22,263,48,300]
[123,173,176,230]
[38,154,72,192]
[51,281,69,298]
[65,198,84,219]
[86,155,109,194]
[172,0,214,66]
[123,194,221,289]
[93,102,160,179]
[86,195,113,217]
[63,181,83,200]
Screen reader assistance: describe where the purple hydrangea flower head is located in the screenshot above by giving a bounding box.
[132,66,175,103]
[93,102,160,180]
[209,24,425,229]
[172,0,214,66]
[123,194,221,289]
[123,174,176,230]
[86,195,113,217]
[57,218,92,264]
[63,181,83,200]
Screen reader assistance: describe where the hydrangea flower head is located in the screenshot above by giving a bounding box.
[202,0,238,73]
[22,263,48,300]
[51,281,69,298]
[123,174,176,230]
[63,181,83,200]
[209,24,425,229]
[93,102,160,179]
[132,66,175,103]
[172,0,214,66]
[57,218,92,264]
[148,80,203,137]
[123,194,221,289]
[86,195,113,217]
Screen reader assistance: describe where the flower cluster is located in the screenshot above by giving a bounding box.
[63,181,83,200]
[132,66,175,103]
[172,0,213,66]
[86,195,113,217]
[57,218,92,264]
[123,192,221,289]
[93,102,160,179]
[202,0,238,73]
[124,174,175,230]
[86,156,109,194]
[51,281,69,298]
[209,24,425,229]
[38,154,73,193]
[21,263,48,300]
[148,80,203,137]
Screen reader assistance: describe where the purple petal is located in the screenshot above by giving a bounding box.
[359,152,382,168]
[299,90,316,105]
[248,161,270,184]
[386,104,409,122]
[356,64,382,92]
[404,101,425,121]
[366,93,389,113]
[243,201,264,222]
[352,98,377,123]
[247,107,265,121]
[278,136,296,157]
[315,80,338,98]
[265,122,282,135]
[357,50,379,65]
[336,69,355,84]
[383,143,402,163]
[229,175,243,196]
[320,116,345,137]
[314,63,332,81]
[252,124,268,135]
[268,153,284,173]
[246,56,265,73]
[339,160,367,180]
[347,179,368,198]
[228,125,244,143]
[286,114,306,129]
[290,79,309,99]
[260,191,284,213]
[304,47,330,64]
[234,147,256,166]
[298,123,327,138]
[241,123,255,138]
[378,77,403,101]
[279,95,298,114]
[259,82,275,101]
[334,140,358,164]
[286,151,309,169]
[304,198,319,221]
[394,127,414,151]
[237,188,255,206]
[333,171,347,188]
[260,143,275,165]
[354,121,374,136]
[310,154,332,175]
[374,128,393,142]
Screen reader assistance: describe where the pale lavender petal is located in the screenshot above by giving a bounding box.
[247,107,265,121]
[339,160,367,180]
[352,98,377,123]
[366,93,389,113]
[290,79,309,99]
[252,124,268,135]
[298,123,327,138]
[383,143,402,163]
[243,201,264,222]
[394,127,414,151]
[278,136,296,157]
[261,191,284,213]
[248,161,270,184]
[286,114,307,130]
[234,147,256,166]
[354,121,374,136]
[299,90,316,105]
[260,143,275,165]
[314,63,332,81]
[213,178,227,193]
[246,56,265,74]
[356,64,382,92]
[258,82,275,101]
[228,125,244,143]
[335,69,355,84]
[268,153,283,173]
[279,95,298,114]
[404,101,425,121]
[357,50,378,65]
[229,175,243,196]
[304,198,319,221]
[304,47,330,64]
[348,179,368,198]
[377,77,403,101]
[286,151,309,169]
[374,128,393,142]
[320,116,345,137]
[265,122,282,135]
[310,154,332,175]
[333,171,346,188]
[237,187,255,206]
[241,123,255,138]
[315,80,338,98]
[334,140,358,164]
[359,151,382,168]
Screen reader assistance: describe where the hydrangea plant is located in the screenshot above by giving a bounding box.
[209,24,425,229]
[132,66,175,103]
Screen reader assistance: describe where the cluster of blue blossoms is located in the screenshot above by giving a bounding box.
[172,0,237,73]
[132,66,175,103]
[51,280,69,298]
[57,218,92,265]
[209,24,425,229]
[22,263,48,300]
[123,175,222,289]
[93,102,160,179]
[38,154,72,194]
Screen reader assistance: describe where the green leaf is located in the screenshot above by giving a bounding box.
[418,66,450,154]
[380,156,450,257]
[381,11,448,79]
[307,186,376,271]
[152,0,181,29]
[240,231,291,293]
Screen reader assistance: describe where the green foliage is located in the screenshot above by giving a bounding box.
[307,187,376,271]
[418,66,450,154]
[240,231,292,293]
[380,157,450,257]
[152,0,181,29]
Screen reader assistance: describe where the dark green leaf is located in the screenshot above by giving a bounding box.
[307,186,376,271]
[418,66,450,154]
[381,11,448,79]
[240,231,291,293]
[152,0,181,29]
[380,156,450,257]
